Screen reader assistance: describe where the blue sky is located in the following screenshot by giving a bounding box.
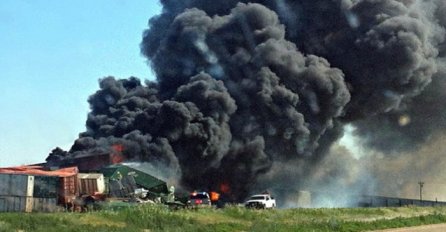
[0,0,161,166]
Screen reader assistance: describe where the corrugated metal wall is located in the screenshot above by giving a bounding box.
[33,176,58,198]
[0,174,34,212]
[0,172,79,212]
[59,175,77,206]
[0,174,34,197]
[79,179,98,195]
[32,198,58,212]
[77,173,105,194]
[0,196,33,212]
[0,197,59,213]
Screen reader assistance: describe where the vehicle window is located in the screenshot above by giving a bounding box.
[190,194,209,200]
[250,196,265,200]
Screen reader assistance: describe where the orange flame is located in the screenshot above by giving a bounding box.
[210,191,220,202]
[111,144,125,164]
[111,153,125,164]
[220,182,231,194]
[112,144,124,152]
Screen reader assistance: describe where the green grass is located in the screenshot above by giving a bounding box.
[1,205,446,232]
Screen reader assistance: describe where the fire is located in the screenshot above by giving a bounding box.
[112,144,124,152]
[111,144,125,164]
[210,191,220,202]
[111,153,125,164]
[220,182,231,194]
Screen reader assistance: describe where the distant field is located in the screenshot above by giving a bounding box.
[1,205,446,232]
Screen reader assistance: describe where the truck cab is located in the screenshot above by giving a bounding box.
[244,194,276,209]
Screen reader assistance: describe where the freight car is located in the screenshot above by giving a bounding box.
[0,166,106,212]
[0,163,176,212]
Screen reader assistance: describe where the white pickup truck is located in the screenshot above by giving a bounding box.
[244,194,276,209]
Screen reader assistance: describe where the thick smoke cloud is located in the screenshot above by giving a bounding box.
[140,3,352,198]
[141,0,446,150]
[353,71,446,152]
[353,0,446,152]
[143,0,442,119]
[49,0,446,203]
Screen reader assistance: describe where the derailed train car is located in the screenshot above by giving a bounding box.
[0,166,105,212]
[0,173,34,212]
[0,164,171,212]
[100,164,169,200]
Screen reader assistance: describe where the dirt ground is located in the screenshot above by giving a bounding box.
[371,223,446,232]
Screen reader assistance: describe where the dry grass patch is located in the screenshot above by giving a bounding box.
[77,214,126,228]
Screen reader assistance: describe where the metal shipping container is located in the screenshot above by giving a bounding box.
[0,196,33,212]
[59,175,77,206]
[77,173,105,195]
[80,178,98,195]
[32,197,58,212]
[0,174,34,197]
[33,176,58,198]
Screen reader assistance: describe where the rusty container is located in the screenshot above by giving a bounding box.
[58,175,78,206]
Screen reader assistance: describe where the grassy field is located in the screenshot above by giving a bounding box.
[1,204,446,232]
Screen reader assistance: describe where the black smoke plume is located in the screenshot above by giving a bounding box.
[49,0,446,203]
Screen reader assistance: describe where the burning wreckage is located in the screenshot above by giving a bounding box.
[0,162,181,212]
[3,0,446,210]
[0,162,195,212]
[0,144,225,212]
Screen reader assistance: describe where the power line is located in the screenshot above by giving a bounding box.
[418,181,424,202]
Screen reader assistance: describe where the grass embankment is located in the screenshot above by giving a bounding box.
[1,205,446,232]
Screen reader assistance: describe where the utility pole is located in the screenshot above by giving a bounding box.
[418,181,424,203]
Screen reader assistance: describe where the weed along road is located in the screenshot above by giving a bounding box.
[372,223,446,232]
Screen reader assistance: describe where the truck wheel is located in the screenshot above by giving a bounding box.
[84,196,96,211]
